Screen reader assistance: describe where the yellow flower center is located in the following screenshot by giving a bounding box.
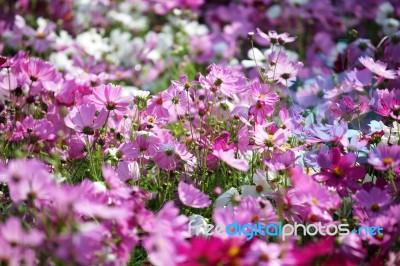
[332,167,343,177]
[36,32,45,39]
[311,197,318,205]
[383,157,393,165]
[251,215,260,223]
[228,246,240,257]
[259,254,269,261]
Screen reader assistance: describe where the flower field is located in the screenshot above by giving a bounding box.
[1,0,400,265]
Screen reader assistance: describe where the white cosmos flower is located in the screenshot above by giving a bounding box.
[215,187,239,208]
[381,121,400,145]
[241,170,274,198]
[76,29,111,60]
[122,86,150,99]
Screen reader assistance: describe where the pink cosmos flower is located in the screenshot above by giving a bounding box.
[256,28,296,45]
[371,89,400,122]
[178,181,211,208]
[11,116,54,141]
[212,148,249,171]
[19,57,60,93]
[353,187,391,220]
[253,124,287,150]
[64,103,108,135]
[116,161,140,182]
[267,59,303,86]
[0,217,44,247]
[243,240,283,265]
[153,141,194,170]
[248,81,279,124]
[146,93,171,118]
[210,133,248,171]
[23,17,56,52]
[170,74,199,92]
[313,148,365,195]
[131,131,160,158]
[359,56,396,80]
[163,84,189,117]
[308,121,348,143]
[4,159,55,206]
[88,84,131,115]
[143,201,189,266]
[329,95,370,121]
[115,142,137,161]
[265,149,296,172]
[292,175,341,223]
[368,144,400,171]
[200,64,247,97]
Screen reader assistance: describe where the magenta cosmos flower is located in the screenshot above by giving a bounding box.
[178,181,211,208]
[368,144,400,171]
[64,103,108,135]
[372,89,400,122]
[88,84,132,115]
[313,147,366,195]
[200,64,247,97]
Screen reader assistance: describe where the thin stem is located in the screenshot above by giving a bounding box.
[271,46,282,90]
[250,39,266,83]
[86,136,99,181]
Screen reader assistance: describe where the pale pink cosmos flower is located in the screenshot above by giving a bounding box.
[116,161,140,182]
[178,181,211,208]
[212,148,249,171]
[146,93,171,118]
[253,124,287,151]
[64,103,108,134]
[153,141,194,170]
[199,64,248,97]
[359,56,396,80]
[23,17,56,52]
[256,28,296,45]
[88,84,132,115]
[162,85,189,117]
[19,57,60,93]
[0,217,44,247]
[131,131,160,158]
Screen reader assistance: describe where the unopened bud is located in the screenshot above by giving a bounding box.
[248,32,255,41]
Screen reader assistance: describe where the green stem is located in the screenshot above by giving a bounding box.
[250,39,266,83]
